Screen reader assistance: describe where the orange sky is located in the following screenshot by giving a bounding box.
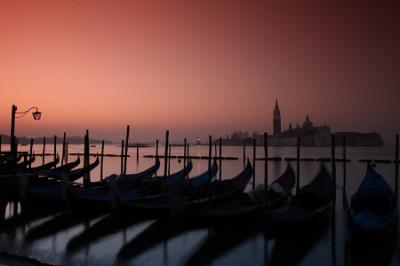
[0,0,399,142]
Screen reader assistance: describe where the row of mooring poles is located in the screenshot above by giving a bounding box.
[24,132,73,170]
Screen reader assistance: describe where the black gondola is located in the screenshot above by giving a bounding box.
[266,164,334,227]
[348,165,398,242]
[188,163,296,221]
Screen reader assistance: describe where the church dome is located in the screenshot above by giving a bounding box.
[303,115,314,128]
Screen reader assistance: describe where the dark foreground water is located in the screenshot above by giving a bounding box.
[0,144,399,266]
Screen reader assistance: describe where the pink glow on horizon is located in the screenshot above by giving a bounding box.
[0,0,399,141]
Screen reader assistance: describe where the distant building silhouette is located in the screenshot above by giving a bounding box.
[272,116,331,146]
[269,101,382,146]
[273,98,281,135]
[219,99,383,146]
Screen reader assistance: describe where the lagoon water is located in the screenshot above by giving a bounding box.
[0,143,399,266]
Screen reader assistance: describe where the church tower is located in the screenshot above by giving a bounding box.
[273,98,282,135]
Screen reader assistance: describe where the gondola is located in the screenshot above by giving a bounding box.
[266,164,334,228]
[348,165,398,242]
[123,160,251,214]
[27,155,60,173]
[15,157,100,206]
[23,160,197,211]
[88,159,193,192]
[69,160,215,211]
[40,156,81,178]
[118,160,193,192]
[101,157,161,190]
[188,163,295,221]
[0,154,36,174]
[64,156,99,182]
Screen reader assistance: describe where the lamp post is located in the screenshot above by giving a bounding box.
[10,105,42,156]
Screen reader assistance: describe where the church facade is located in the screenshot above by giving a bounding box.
[270,99,382,146]
[270,99,331,146]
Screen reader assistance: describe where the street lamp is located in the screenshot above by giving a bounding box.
[10,105,42,155]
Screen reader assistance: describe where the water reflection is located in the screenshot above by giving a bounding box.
[67,213,153,254]
[116,218,195,262]
[268,220,329,266]
[25,211,105,243]
[185,218,261,265]
[0,145,399,265]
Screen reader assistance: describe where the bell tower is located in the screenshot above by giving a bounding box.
[273,98,281,135]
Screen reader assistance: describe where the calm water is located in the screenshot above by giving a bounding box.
[0,144,399,266]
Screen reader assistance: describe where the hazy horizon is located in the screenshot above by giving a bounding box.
[1,0,399,143]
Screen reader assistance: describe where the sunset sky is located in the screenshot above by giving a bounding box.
[0,0,399,143]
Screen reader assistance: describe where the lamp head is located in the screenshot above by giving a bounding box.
[32,110,41,120]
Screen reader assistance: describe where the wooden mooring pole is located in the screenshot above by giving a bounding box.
[395,134,399,200]
[243,141,246,167]
[29,138,34,169]
[84,130,90,186]
[62,132,66,166]
[219,137,222,181]
[183,138,187,179]
[120,140,124,176]
[168,144,172,175]
[155,139,159,177]
[65,143,69,164]
[208,135,212,200]
[342,136,347,193]
[53,135,57,169]
[163,131,169,177]
[42,137,46,166]
[264,133,269,207]
[100,140,105,180]
[331,134,337,226]
[252,138,256,190]
[123,125,130,176]
[296,137,300,194]
[186,143,190,178]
